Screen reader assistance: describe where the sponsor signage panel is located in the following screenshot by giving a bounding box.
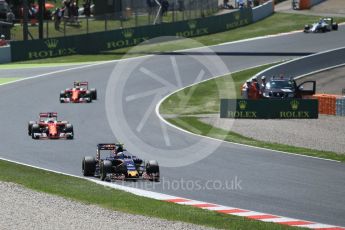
[11,9,252,61]
[220,99,319,119]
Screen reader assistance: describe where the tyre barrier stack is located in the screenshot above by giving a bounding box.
[312,94,337,115]
[336,97,345,116]
[297,0,325,10]
[308,94,345,116]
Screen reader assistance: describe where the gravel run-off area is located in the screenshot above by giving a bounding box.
[200,65,345,154]
[2,1,344,229]
[200,114,345,154]
[0,182,214,230]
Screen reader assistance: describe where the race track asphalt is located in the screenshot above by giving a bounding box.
[1,28,345,226]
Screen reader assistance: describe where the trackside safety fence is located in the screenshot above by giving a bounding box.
[10,9,252,61]
[8,0,275,62]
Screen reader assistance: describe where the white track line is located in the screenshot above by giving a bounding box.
[0,30,344,229]
[155,47,345,163]
[0,61,113,86]
[2,34,340,163]
[252,45,345,81]
[2,155,344,229]
[294,62,345,80]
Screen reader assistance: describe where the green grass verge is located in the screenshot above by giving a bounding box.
[167,117,345,162]
[194,12,345,46]
[160,64,345,162]
[9,12,345,64]
[0,78,20,84]
[0,159,298,230]
[160,64,276,115]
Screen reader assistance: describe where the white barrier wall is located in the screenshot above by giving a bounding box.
[252,0,274,22]
[0,46,11,63]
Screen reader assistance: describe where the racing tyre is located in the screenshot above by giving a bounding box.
[90,88,97,100]
[60,91,65,103]
[303,25,310,33]
[85,90,93,103]
[332,23,338,30]
[31,124,40,139]
[65,124,74,139]
[28,121,36,135]
[146,160,160,182]
[100,160,112,181]
[82,156,96,176]
[134,159,144,174]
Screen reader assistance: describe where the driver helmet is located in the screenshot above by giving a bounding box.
[117,152,125,159]
[261,75,266,81]
[0,35,5,39]
[116,144,124,153]
[46,118,55,123]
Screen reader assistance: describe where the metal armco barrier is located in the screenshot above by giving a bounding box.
[10,9,252,62]
[0,46,11,63]
[336,97,345,116]
[252,0,274,22]
[220,99,319,119]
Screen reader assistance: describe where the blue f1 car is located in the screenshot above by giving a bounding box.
[82,143,160,182]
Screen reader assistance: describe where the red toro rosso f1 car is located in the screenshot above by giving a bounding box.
[82,143,160,182]
[28,112,74,140]
[60,81,97,103]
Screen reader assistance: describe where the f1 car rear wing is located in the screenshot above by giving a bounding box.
[74,81,88,89]
[97,143,116,150]
[39,112,58,118]
[96,143,125,160]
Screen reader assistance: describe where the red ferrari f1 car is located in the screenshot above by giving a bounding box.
[60,81,97,103]
[28,112,74,139]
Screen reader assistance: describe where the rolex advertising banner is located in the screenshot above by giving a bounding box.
[10,9,252,61]
[220,99,319,119]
